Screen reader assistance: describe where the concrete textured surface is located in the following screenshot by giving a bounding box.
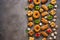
[0,0,60,40]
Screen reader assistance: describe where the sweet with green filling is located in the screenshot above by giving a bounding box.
[47,15,53,20]
[48,4,54,9]
[34,19,40,24]
[35,5,40,10]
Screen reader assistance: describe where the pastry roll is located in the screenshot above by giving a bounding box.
[42,38,47,40]
[42,11,48,17]
[41,24,48,30]
[42,5,48,11]
[41,18,48,24]
[41,31,48,37]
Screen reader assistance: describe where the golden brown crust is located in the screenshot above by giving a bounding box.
[28,30,34,36]
[41,18,48,24]
[41,24,48,30]
[33,0,41,4]
[34,25,40,32]
[41,11,48,17]
[28,4,34,9]
[28,22,33,27]
[41,31,48,37]
[42,5,48,11]
[28,17,33,21]
[33,11,40,19]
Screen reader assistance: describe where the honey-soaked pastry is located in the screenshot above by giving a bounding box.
[28,17,33,21]
[41,31,48,37]
[34,25,40,32]
[50,10,56,16]
[42,38,47,40]
[39,8,44,12]
[41,18,48,24]
[42,11,48,17]
[50,0,56,5]
[28,30,34,36]
[50,22,56,28]
[27,10,33,16]
[41,0,48,4]
[29,37,34,40]
[28,22,33,27]
[41,24,48,30]
[33,11,40,19]
[33,0,41,5]
[42,5,48,11]
[28,4,34,9]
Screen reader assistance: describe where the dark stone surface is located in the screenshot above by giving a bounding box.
[0,0,60,40]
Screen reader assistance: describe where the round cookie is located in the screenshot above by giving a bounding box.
[33,11,40,19]
[34,25,40,32]
[33,0,41,5]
